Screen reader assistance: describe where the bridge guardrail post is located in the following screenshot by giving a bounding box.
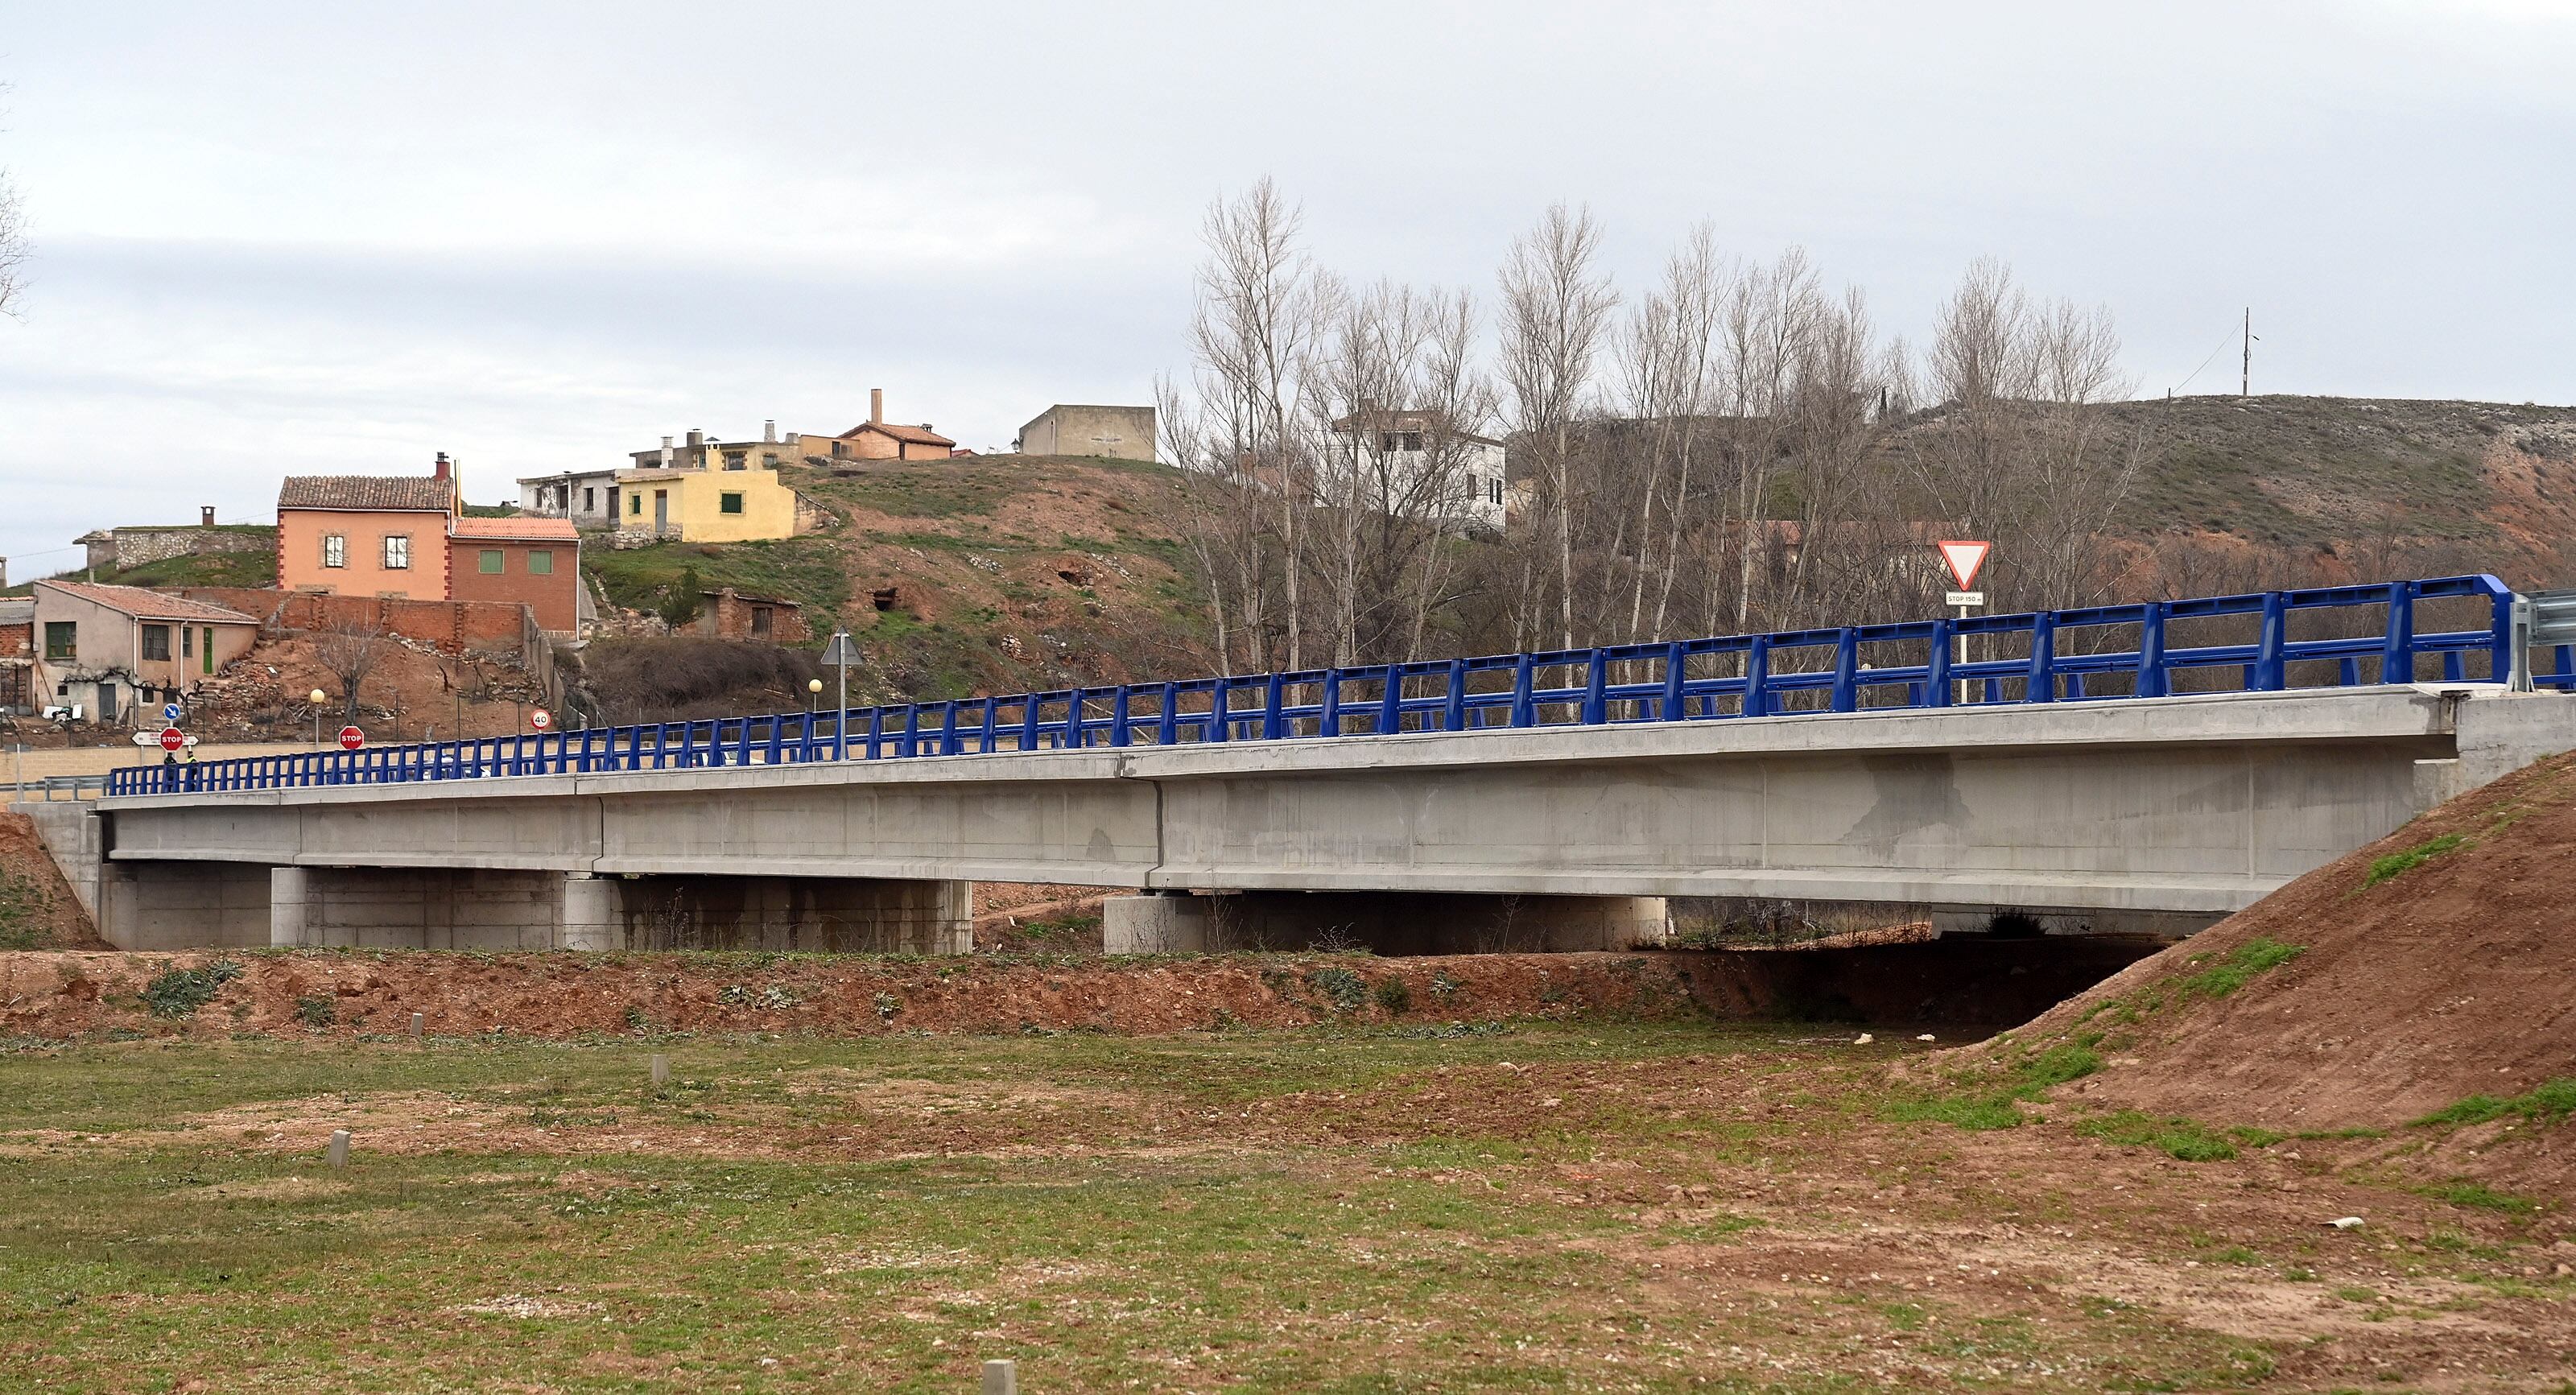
[1830,630,1859,712]
[1208,679,1229,743]
[1262,674,1284,739]
[1582,650,1608,724]
[2026,611,2058,703]
[1320,671,1343,737]
[2254,592,2288,691]
[2136,603,2169,698]
[1509,655,1535,728]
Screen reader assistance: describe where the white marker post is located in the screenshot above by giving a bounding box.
[1936,541,1992,706]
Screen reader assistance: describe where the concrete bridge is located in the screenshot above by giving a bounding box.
[29,682,2574,955]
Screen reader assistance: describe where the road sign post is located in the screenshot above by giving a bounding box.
[1937,542,1992,705]
[819,632,860,760]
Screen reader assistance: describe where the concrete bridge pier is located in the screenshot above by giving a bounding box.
[1104,890,1670,955]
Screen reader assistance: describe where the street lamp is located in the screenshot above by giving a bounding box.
[308,688,328,747]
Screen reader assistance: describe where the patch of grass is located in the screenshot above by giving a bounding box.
[2412,1179,2539,1214]
[1372,977,1411,1015]
[2363,832,2468,889]
[0,871,52,951]
[2174,936,2306,1000]
[138,960,244,1018]
[1880,1038,2101,1133]
[2410,1078,2576,1130]
[2075,1111,2240,1162]
[292,995,336,1029]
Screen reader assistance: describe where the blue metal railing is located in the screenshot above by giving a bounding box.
[109,574,2556,799]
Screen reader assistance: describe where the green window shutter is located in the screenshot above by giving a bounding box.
[720,493,745,514]
[203,627,216,675]
[527,551,554,575]
[43,621,75,660]
[480,550,506,574]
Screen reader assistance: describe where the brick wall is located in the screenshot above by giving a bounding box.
[172,588,531,656]
[0,621,28,660]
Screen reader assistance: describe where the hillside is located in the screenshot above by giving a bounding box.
[581,453,1208,708]
[2,526,278,595]
[1888,394,2576,589]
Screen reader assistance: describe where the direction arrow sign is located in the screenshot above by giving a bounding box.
[159,727,186,753]
[338,726,365,751]
[1936,540,1991,591]
[163,702,184,723]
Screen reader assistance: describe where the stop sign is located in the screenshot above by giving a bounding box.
[338,725,365,750]
[159,726,185,753]
[530,708,552,731]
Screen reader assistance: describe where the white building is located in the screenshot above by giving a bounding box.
[1324,410,1508,534]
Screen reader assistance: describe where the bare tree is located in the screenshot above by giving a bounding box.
[0,170,23,320]
[1166,180,1335,672]
[312,621,388,725]
[1496,203,1617,649]
[1905,258,2148,614]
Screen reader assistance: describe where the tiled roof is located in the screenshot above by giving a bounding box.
[450,516,580,542]
[35,581,260,625]
[277,475,456,512]
[840,421,957,446]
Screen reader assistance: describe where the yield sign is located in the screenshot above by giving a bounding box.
[1936,540,1992,591]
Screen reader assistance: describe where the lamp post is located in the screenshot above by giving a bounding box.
[308,688,328,747]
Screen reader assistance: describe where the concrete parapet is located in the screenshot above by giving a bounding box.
[1104,891,1669,955]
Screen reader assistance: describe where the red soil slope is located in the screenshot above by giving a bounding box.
[1992,747,2576,1194]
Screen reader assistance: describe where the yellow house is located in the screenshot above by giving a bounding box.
[613,467,821,543]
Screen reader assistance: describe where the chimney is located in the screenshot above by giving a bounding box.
[687,429,704,449]
[660,435,674,468]
[200,506,216,527]
[433,452,451,481]
[870,388,883,425]
[763,419,777,444]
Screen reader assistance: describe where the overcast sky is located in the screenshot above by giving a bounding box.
[2,1,2571,576]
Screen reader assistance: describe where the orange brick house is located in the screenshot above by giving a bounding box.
[448,516,581,633]
[276,458,460,601]
[276,455,584,635]
[829,388,956,461]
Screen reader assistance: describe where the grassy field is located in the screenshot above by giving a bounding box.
[3,1018,2566,1393]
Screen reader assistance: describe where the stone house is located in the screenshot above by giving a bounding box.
[691,588,810,643]
[0,596,31,715]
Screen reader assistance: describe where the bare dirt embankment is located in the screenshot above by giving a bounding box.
[0,936,2149,1044]
[1971,748,2576,1197]
[0,814,105,951]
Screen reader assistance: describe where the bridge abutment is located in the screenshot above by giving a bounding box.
[99,860,273,951]
[1103,891,1670,955]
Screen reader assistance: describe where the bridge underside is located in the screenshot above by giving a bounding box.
[65,687,2576,952]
